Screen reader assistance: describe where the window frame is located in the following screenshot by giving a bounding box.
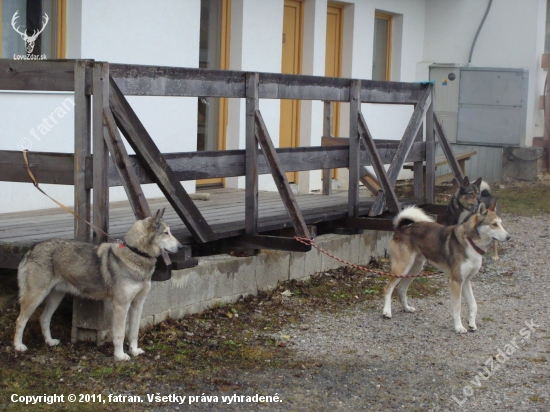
[373,11,392,81]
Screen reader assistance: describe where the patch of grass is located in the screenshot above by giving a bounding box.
[482,316,494,322]
[492,182,550,216]
[525,357,547,363]
[529,395,543,402]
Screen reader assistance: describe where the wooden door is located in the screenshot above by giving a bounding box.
[279,0,303,183]
[197,0,231,187]
[325,4,343,178]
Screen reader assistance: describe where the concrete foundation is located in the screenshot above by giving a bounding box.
[71,230,392,344]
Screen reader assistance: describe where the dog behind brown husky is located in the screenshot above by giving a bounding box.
[382,204,510,333]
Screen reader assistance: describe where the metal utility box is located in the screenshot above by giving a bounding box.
[430,65,528,147]
[430,64,461,143]
[457,67,528,147]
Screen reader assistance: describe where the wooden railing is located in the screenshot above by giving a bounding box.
[0,59,463,258]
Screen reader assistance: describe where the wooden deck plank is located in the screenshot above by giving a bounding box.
[0,191,420,254]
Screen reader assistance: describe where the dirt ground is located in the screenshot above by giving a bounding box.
[1,178,550,411]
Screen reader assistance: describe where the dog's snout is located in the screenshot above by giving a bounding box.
[505,234,511,241]
[178,244,183,250]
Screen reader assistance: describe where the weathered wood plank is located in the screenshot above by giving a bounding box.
[0,143,425,188]
[322,101,333,195]
[92,62,110,243]
[369,85,433,216]
[254,110,310,239]
[426,95,436,204]
[245,73,259,236]
[358,112,400,213]
[231,235,311,252]
[74,60,92,241]
[109,63,427,103]
[109,76,216,243]
[0,150,75,185]
[103,108,150,220]
[0,59,76,91]
[348,80,361,217]
[413,124,424,199]
[434,112,464,185]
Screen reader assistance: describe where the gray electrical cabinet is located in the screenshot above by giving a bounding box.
[430,66,528,147]
[457,67,527,147]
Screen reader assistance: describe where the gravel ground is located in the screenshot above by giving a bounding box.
[179,214,550,411]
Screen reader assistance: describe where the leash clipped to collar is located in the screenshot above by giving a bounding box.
[466,237,485,255]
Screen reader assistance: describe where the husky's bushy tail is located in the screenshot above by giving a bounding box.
[393,206,434,229]
[479,180,491,197]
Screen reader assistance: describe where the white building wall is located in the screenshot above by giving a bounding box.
[423,0,547,146]
[0,0,200,213]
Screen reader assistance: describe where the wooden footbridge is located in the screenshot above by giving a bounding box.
[0,60,464,272]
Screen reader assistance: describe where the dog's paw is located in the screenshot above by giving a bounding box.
[455,325,468,334]
[469,324,478,331]
[46,338,60,347]
[382,310,392,319]
[403,306,416,313]
[14,343,28,352]
[130,348,145,357]
[114,352,131,361]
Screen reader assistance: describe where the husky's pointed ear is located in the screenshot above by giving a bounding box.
[154,208,165,225]
[474,177,483,187]
[488,198,497,212]
[461,176,470,188]
[478,202,488,216]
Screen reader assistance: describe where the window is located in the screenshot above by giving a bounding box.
[1,0,66,59]
[372,12,392,81]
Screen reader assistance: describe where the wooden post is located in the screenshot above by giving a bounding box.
[245,73,259,236]
[74,60,92,241]
[413,122,424,199]
[425,89,436,204]
[348,80,361,218]
[322,101,332,195]
[92,62,110,244]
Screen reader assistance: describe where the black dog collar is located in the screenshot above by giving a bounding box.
[119,241,154,259]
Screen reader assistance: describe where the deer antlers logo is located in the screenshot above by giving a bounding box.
[11,10,49,55]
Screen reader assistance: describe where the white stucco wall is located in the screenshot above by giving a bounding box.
[0,0,200,213]
[423,0,546,146]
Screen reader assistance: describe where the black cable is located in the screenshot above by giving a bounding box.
[468,0,494,65]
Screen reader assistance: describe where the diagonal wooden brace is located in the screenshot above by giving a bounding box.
[358,112,401,213]
[254,110,310,239]
[103,108,151,220]
[109,76,216,243]
[434,112,464,185]
[369,85,433,216]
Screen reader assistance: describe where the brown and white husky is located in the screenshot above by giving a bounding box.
[382,203,510,333]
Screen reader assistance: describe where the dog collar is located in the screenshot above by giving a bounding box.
[466,237,485,255]
[119,241,154,259]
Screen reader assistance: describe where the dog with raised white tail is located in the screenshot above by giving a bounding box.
[382,204,510,333]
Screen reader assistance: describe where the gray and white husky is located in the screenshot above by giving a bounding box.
[13,209,182,361]
[382,203,510,333]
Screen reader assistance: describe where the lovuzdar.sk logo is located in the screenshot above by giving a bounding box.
[11,10,49,60]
